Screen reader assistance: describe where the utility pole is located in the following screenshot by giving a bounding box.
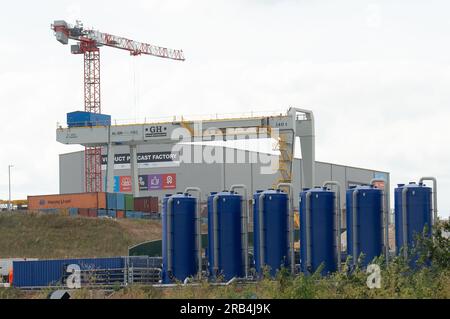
[8,165,13,211]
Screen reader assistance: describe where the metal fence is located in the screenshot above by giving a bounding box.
[16,256,163,290]
[125,257,162,285]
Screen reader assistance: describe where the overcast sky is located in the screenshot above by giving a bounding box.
[0,1,449,218]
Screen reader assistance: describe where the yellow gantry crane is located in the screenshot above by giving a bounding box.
[0,199,27,206]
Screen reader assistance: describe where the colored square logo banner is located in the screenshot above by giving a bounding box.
[113,176,120,192]
[139,175,148,191]
[112,174,177,192]
[162,173,176,189]
[119,176,132,192]
[148,174,162,190]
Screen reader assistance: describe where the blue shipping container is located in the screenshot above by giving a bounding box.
[135,211,143,219]
[13,257,124,288]
[125,211,143,219]
[69,208,78,217]
[116,193,125,210]
[108,210,117,218]
[97,209,108,217]
[67,111,111,128]
[40,209,59,214]
[142,212,152,220]
[125,211,134,219]
[106,193,117,210]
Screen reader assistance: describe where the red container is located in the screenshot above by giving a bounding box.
[78,208,89,217]
[116,211,125,219]
[150,197,158,213]
[88,209,98,218]
[134,196,159,213]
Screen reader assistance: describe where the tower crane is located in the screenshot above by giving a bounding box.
[51,20,185,192]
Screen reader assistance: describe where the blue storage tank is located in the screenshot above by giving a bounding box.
[346,186,383,267]
[395,182,432,258]
[12,257,124,288]
[106,193,117,210]
[300,187,336,275]
[67,111,111,127]
[207,191,243,281]
[162,193,197,283]
[116,193,125,210]
[253,189,289,276]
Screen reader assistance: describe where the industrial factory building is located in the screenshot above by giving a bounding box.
[59,143,389,208]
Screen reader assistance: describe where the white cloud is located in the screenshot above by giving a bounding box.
[0,0,449,218]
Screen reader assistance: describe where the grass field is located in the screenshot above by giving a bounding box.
[0,212,162,259]
[0,213,448,299]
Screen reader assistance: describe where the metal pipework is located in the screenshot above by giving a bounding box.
[418,177,438,226]
[401,187,408,258]
[210,277,238,286]
[370,178,390,264]
[212,194,220,276]
[184,187,203,280]
[258,193,266,270]
[277,183,295,274]
[305,191,312,271]
[322,181,342,272]
[230,184,249,279]
[166,197,174,277]
[351,189,359,266]
[288,107,316,190]
[153,283,201,288]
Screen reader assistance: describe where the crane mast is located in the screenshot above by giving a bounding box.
[51,20,185,192]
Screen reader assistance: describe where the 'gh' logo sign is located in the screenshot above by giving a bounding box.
[145,126,167,138]
[149,126,162,133]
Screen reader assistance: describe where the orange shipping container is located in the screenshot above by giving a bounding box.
[116,211,125,219]
[27,193,107,210]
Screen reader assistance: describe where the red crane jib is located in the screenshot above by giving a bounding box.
[51,20,185,192]
[51,20,185,59]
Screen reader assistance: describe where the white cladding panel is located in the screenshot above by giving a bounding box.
[56,127,109,145]
[110,126,144,143]
[59,145,389,208]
